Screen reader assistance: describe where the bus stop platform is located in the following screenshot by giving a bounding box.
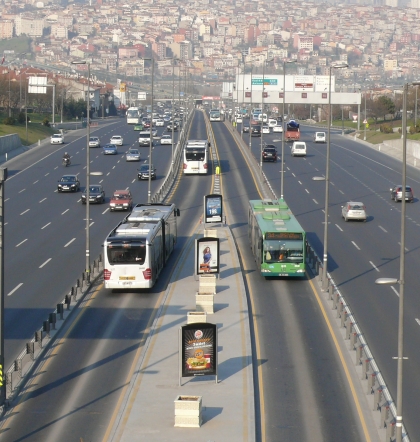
[107,225,255,442]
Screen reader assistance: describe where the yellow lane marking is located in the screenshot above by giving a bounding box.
[307,276,371,442]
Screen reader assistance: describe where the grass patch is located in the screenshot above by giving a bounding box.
[0,123,55,146]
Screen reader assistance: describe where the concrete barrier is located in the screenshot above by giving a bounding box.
[0,133,21,155]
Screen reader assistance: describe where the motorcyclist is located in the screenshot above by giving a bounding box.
[63,152,71,165]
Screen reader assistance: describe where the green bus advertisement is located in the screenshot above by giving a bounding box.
[248,199,306,277]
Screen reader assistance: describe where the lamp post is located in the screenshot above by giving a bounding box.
[241,59,245,141]
[375,80,420,442]
[260,58,273,169]
[169,57,179,174]
[8,70,11,118]
[315,63,348,291]
[281,60,296,200]
[415,86,418,128]
[141,57,155,203]
[72,60,91,273]
[249,64,253,151]
[364,89,367,141]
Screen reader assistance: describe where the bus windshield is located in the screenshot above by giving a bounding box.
[127,109,138,118]
[263,239,304,263]
[185,148,205,161]
[107,242,146,264]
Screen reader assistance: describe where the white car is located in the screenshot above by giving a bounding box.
[272,125,283,133]
[155,119,165,127]
[160,135,173,145]
[235,117,243,124]
[110,135,123,146]
[262,125,270,134]
[313,132,326,143]
[291,141,307,157]
[51,133,64,144]
[89,136,100,148]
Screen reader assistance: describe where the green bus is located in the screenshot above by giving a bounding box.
[248,199,306,277]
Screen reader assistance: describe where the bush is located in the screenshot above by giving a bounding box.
[3,117,15,125]
[42,117,50,127]
[17,112,26,124]
[409,125,416,134]
[380,123,393,134]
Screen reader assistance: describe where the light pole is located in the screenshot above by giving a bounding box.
[249,64,253,151]
[364,89,367,141]
[315,63,348,291]
[72,60,91,273]
[241,59,245,141]
[415,86,418,128]
[375,80,420,442]
[260,58,273,169]
[8,70,11,118]
[281,60,296,200]
[141,57,155,203]
[171,57,177,173]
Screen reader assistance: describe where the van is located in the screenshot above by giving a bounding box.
[313,132,326,143]
[267,118,277,128]
[291,141,307,157]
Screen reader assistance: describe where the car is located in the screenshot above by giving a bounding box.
[110,135,123,146]
[139,131,152,147]
[109,189,133,211]
[134,123,144,131]
[251,126,261,137]
[103,144,118,155]
[291,141,307,157]
[242,124,250,133]
[89,136,100,148]
[314,132,326,143]
[81,184,105,204]
[272,124,283,133]
[155,119,165,127]
[262,145,278,162]
[390,185,414,202]
[160,134,173,145]
[57,174,80,192]
[267,118,278,128]
[51,133,64,144]
[236,116,243,124]
[341,201,367,222]
[143,120,151,129]
[137,163,156,180]
[126,148,141,162]
[167,122,179,132]
[262,125,270,134]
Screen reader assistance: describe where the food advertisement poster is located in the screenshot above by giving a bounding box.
[204,194,223,223]
[195,237,220,274]
[181,323,217,377]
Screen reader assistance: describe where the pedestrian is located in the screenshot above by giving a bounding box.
[216,165,220,176]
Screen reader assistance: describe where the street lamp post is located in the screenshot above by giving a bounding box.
[72,60,91,273]
[281,60,296,200]
[249,64,253,151]
[260,58,273,169]
[318,63,348,291]
[241,59,245,141]
[364,89,367,141]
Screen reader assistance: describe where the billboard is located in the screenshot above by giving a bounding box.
[204,194,223,223]
[195,237,220,275]
[28,76,47,94]
[181,323,217,377]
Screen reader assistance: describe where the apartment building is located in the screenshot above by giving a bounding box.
[0,20,13,39]
[15,13,44,37]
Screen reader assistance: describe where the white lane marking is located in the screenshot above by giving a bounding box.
[107,172,110,176]
[305,189,309,193]
[131,179,136,183]
[19,189,26,193]
[339,190,344,194]
[379,225,388,233]
[62,209,69,215]
[397,242,409,252]
[369,261,379,272]
[313,199,319,204]
[102,208,110,214]
[352,241,360,250]
[335,224,343,231]
[39,258,52,268]
[41,222,51,229]
[391,286,400,297]
[20,209,30,215]
[331,182,335,186]
[5,198,9,202]
[415,318,420,326]
[89,222,94,227]
[16,239,27,247]
[33,180,39,184]
[39,198,47,203]
[112,166,116,169]
[99,179,104,183]
[7,283,23,297]
[64,238,76,247]
[45,172,49,176]
[54,166,58,170]
[298,180,302,185]
[292,172,295,177]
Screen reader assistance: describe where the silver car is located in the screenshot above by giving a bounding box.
[126,148,141,161]
[341,201,367,222]
[390,185,414,202]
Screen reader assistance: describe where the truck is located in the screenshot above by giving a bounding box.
[285,120,300,142]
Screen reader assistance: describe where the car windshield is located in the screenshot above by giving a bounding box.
[90,187,100,193]
[113,194,128,200]
[350,205,363,210]
[140,165,151,171]
[129,150,139,154]
[61,176,75,182]
[112,136,121,139]
[90,137,97,141]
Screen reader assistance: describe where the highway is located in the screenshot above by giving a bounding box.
[241,119,420,440]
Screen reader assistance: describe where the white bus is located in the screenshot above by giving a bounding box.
[209,109,224,122]
[183,140,209,175]
[126,107,140,124]
[103,203,180,289]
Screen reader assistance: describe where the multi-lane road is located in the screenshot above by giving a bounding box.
[1,111,419,441]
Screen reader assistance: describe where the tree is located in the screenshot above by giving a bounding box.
[369,95,395,122]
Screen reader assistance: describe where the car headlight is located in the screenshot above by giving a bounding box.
[123,203,128,206]
[110,203,115,206]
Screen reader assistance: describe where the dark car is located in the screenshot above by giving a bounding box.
[110,189,133,211]
[251,125,261,137]
[57,174,80,192]
[262,145,278,162]
[242,124,250,133]
[137,164,156,180]
[167,122,179,132]
[81,185,105,204]
[390,185,414,202]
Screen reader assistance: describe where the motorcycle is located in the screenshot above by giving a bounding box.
[62,157,71,167]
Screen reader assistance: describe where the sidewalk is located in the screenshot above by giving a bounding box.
[108,225,255,442]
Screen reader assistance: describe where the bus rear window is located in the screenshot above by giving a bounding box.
[107,244,146,264]
[185,149,205,161]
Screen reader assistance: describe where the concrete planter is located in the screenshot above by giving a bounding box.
[198,274,216,294]
[174,395,202,427]
[196,293,214,314]
[204,228,217,238]
[187,311,207,324]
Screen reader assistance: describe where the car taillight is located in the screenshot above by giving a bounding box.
[204,163,208,169]
[143,268,152,280]
[183,163,187,169]
[104,269,111,280]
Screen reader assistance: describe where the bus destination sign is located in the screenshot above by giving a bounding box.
[266,232,303,240]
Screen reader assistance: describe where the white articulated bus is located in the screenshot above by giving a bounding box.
[183,140,210,175]
[209,109,224,122]
[103,203,180,289]
[126,107,140,124]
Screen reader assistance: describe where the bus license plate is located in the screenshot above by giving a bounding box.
[121,281,133,286]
